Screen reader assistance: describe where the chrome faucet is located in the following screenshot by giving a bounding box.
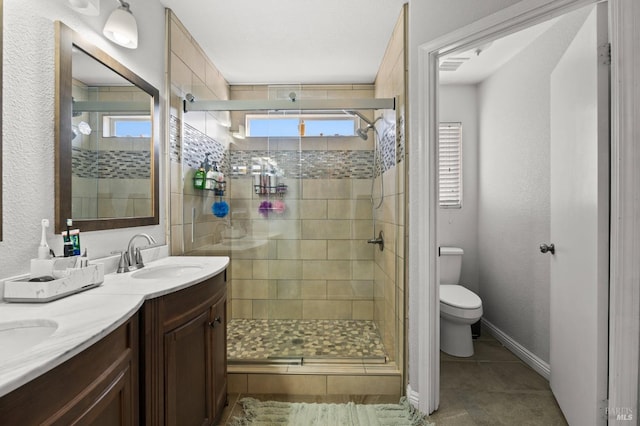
[126,233,157,271]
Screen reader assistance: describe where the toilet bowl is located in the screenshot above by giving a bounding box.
[440,284,482,357]
[439,247,483,357]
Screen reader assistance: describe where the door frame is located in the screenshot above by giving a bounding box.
[412,0,640,418]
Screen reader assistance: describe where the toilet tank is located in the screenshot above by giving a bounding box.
[440,247,463,284]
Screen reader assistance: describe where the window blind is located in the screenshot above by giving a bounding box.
[439,122,462,208]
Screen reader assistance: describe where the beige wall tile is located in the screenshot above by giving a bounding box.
[303,260,351,280]
[267,260,302,279]
[302,220,351,240]
[327,375,401,396]
[352,260,374,280]
[233,280,270,299]
[303,179,351,199]
[231,300,253,319]
[353,301,374,320]
[277,281,301,299]
[277,240,301,259]
[252,260,269,279]
[299,200,327,219]
[327,281,374,299]
[268,300,303,319]
[303,300,352,319]
[247,375,326,395]
[301,281,327,299]
[301,240,327,259]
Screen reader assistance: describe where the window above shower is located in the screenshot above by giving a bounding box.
[245,113,359,138]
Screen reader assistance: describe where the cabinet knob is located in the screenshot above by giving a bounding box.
[209,317,222,328]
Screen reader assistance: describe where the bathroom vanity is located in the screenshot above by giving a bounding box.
[0,253,229,425]
[141,270,227,425]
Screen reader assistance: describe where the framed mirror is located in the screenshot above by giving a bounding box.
[55,22,159,234]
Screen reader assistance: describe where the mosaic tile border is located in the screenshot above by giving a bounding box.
[229,150,374,180]
[72,147,150,179]
[171,113,402,179]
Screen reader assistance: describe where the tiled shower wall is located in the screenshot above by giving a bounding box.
[71,83,152,219]
[373,6,407,370]
[167,11,233,261]
[226,84,381,327]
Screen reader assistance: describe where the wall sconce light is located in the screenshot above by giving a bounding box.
[232,125,246,139]
[68,0,100,15]
[103,0,138,49]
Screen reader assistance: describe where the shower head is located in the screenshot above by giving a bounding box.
[356,127,370,140]
[343,110,383,140]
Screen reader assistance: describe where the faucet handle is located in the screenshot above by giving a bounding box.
[134,247,144,268]
[111,250,130,273]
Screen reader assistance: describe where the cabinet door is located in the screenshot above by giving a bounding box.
[211,294,227,421]
[164,309,213,426]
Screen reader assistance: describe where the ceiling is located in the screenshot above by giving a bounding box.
[439,17,557,85]
[155,1,558,87]
[159,0,407,85]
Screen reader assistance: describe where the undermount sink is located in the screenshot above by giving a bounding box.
[131,264,204,279]
[0,320,58,359]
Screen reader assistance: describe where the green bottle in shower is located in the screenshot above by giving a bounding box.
[194,163,206,189]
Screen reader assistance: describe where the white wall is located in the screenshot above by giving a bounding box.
[477,7,591,363]
[438,85,479,293]
[1,0,166,280]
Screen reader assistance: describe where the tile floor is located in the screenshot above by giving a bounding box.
[430,331,568,425]
[227,319,387,361]
[219,328,568,425]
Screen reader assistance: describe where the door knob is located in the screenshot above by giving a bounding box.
[540,243,555,255]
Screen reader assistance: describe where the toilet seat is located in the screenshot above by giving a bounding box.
[440,284,481,309]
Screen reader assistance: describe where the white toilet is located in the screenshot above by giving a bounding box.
[439,247,483,357]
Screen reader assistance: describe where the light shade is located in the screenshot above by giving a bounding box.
[68,0,100,16]
[103,1,138,49]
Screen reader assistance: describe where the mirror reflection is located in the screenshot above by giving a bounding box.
[71,48,153,220]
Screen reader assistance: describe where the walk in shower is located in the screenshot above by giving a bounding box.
[177,84,403,368]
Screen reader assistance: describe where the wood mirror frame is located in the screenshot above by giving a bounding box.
[54,22,159,234]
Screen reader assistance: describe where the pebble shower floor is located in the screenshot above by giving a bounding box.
[227,319,388,362]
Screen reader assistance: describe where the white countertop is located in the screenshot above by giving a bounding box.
[0,254,229,398]
[91,255,229,299]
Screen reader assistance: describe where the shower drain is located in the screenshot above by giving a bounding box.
[291,338,304,345]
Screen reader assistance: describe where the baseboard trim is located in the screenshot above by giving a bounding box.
[481,318,550,380]
[406,384,420,408]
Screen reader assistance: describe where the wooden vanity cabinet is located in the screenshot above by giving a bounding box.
[0,314,139,425]
[141,271,227,426]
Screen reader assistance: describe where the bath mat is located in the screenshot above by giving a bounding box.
[228,397,432,426]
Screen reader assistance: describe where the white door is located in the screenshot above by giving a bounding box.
[549,3,609,425]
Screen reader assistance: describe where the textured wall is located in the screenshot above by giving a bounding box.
[1,0,165,281]
[438,85,479,294]
[477,9,591,363]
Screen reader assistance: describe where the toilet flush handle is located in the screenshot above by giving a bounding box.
[540,243,555,255]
